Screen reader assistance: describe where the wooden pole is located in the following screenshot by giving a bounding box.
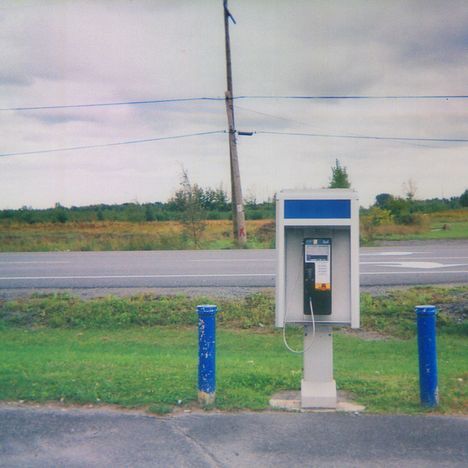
[223,0,247,245]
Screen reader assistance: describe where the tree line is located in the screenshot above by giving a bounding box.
[0,190,275,224]
[1,191,465,226]
[1,159,466,225]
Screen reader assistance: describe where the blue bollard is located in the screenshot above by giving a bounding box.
[415,305,439,407]
[197,304,217,405]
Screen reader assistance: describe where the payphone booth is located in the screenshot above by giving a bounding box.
[275,189,359,408]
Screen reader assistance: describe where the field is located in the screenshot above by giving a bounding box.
[371,221,468,239]
[0,219,275,252]
[367,210,468,242]
[1,209,468,252]
[0,287,466,414]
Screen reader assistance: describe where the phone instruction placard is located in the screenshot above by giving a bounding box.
[304,240,330,291]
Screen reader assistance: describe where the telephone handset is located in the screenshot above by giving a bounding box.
[303,238,332,315]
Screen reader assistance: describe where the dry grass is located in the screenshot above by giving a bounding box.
[361,209,468,242]
[1,208,467,251]
[0,220,274,252]
[372,223,429,236]
[429,209,468,223]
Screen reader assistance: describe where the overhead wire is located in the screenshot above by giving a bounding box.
[234,103,318,129]
[233,104,446,148]
[0,97,223,112]
[1,94,468,111]
[2,99,467,158]
[255,130,468,144]
[233,104,468,145]
[3,127,466,160]
[236,94,468,101]
[0,130,226,158]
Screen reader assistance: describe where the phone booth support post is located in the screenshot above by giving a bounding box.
[275,189,360,408]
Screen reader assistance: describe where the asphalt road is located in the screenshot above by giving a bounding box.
[0,241,467,295]
[1,406,466,467]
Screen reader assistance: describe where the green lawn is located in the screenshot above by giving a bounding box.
[0,327,465,414]
[0,288,466,414]
[0,327,298,411]
[334,333,466,414]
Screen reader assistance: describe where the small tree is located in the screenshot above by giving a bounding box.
[328,159,351,188]
[172,170,207,248]
[375,193,394,209]
[360,206,393,242]
[213,186,229,211]
[144,204,155,222]
[403,178,418,201]
[460,189,468,207]
[53,202,68,223]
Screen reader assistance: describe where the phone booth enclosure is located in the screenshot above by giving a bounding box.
[275,189,359,328]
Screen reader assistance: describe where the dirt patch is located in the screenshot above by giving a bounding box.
[435,290,468,324]
[253,221,275,242]
[339,328,389,341]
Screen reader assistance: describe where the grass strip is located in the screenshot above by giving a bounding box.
[1,287,466,336]
[0,328,465,414]
[0,287,466,414]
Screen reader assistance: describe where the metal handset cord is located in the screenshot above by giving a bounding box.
[282,298,316,354]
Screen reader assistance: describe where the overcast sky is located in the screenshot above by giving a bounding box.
[1,0,467,209]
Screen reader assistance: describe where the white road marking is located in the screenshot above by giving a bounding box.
[190,256,468,263]
[361,256,468,260]
[1,270,467,281]
[0,261,69,265]
[360,251,414,256]
[0,273,275,281]
[361,270,468,275]
[189,259,274,262]
[0,257,466,266]
[361,261,464,269]
[424,256,468,260]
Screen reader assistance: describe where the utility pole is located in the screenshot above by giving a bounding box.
[223,0,247,246]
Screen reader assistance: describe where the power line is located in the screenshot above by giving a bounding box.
[1,127,466,160]
[0,130,226,158]
[234,105,468,147]
[237,95,468,101]
[234,105,451,149]
[234,103,324,132]
[3,127,466,160]
[2,94,467,111]
[255,130,468,144]
[0,97,223,112]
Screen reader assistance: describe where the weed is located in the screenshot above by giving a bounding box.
[361,287,468,338]
[147,404,173,415]
[0,292,277,330]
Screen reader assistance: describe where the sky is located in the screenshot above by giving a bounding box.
[1,0,467,209]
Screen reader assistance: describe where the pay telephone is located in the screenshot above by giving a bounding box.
[303,238,332,315]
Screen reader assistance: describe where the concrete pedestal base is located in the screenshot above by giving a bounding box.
[301,325,337,409]
[301,379,337,409]
[270,389,365,412]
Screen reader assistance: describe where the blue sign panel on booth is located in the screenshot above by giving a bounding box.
[284,199,351,219]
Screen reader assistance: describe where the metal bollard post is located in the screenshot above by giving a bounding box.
[415,305,439,407]
[197,304,217,405]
